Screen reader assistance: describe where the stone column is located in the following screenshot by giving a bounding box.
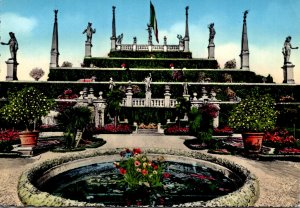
[164,84,171,107]
[184,6,190,52]
[85,41,92,57]
[145,91,152,107]
[208,43,215,59]
[5,59,18,81]
[126,84,133,107]
[282,63,295,84]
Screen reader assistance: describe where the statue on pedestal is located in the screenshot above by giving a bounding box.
[282,36,298,64]
[144,73,152,92]
[1,32,18,62]
[208,23,216,45]
[82,22,96,44]
[116,33,123,45]
[109,77,115,91]
[183,82,189,95]
[177,34,184,47]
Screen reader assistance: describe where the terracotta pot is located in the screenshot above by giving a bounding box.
[242,132,264,153]
[19,131,39,146]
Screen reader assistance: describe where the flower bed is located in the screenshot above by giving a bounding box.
[213,126,234,136]
[0,129,20,152]
[263,128,298,148]
[94,124,132,134]
[164,125,189,135]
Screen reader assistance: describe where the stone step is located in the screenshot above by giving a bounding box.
[137,129,160,134]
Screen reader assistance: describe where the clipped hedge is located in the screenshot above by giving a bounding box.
[108,51,193,58]
[82,57,219,69]
[48,68,268,83]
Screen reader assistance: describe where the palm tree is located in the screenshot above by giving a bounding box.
[106,89,125,127]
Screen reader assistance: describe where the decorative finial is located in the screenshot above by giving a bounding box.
[243,10,249,21]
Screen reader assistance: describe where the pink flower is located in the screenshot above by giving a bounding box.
[121,63,126,68]
[163,172,171,178]
[134,160,141,167]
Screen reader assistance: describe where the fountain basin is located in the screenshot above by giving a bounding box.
[18,148,259,206]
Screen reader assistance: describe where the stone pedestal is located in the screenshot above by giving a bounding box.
[133,44,137,52]
[164,93,171,107]
[208,44,215,59]
[183,94,190,101]
[282,63,295,84]
[240,51,250,70]
[126,92,133,107]
[5,59,18,81]
[85,41,92,57]
[145,91,152,107]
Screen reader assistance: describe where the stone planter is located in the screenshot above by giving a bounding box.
[19,131,39,146]
[242,133,264,153]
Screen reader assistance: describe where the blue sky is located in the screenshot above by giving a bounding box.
[0,0,300,83]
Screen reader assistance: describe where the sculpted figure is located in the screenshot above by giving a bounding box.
[82,22,96,43]
[1,32,18,62]
[144,73,152,92]
[109,77,115,91]
[208,23,216,45]
[116,33,123,45]
[177,34,184,47]
[282,36,298,64]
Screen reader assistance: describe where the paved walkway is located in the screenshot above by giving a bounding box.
[0,134,299,206]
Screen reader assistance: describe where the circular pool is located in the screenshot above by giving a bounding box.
[18,148,259,206]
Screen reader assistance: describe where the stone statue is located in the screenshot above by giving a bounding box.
[133,36,137,44]
[282,36,298,64]
[116,33,123,45]
[1,32,18,62]
[82,22,96,43]
[177,34,184,47]
[109,77,115,91]
[164,36,167,45]
[208,23,216,45]
[183,82,189,95]
[144,73,152,92]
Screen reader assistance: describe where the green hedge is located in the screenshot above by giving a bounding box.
[48,68,267,83]
[0,82,300,102]
[108,51,193,58]
[82,57,219,69]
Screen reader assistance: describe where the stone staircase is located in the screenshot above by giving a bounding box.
[137,128,162,135]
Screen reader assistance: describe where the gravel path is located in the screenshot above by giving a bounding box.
[0,134,299,206]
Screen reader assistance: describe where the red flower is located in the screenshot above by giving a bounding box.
[153,165,158,170]
[169,63,174,68]
[163,172,171,178]
[121,63,126,68]
[119,168,126,175]
[133,148,142,155]
[141,169,148,176]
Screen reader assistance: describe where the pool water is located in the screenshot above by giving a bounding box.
[39,161,242,206]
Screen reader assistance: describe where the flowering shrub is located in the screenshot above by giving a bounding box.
[114,148,165,189]
[0,129,19,152]
[172,70,184,81]
[201,104,219,118]
[94,124,132,134]
[121,63,126,68]
[263,127,297,148]
[228,94,278,132]
[164,125,189,135]
[0,87,55,131]
[57,89,78,112]
[169,63,174,68]
[278,147,300,154]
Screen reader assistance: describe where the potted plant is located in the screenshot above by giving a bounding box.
[0,87,55,146]
[228,93,278,153]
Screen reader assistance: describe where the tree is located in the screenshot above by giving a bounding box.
[29,67,45,81]
[106,89,125,127]
[175,97,191,127]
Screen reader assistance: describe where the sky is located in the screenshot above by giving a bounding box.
[0,0,300,83]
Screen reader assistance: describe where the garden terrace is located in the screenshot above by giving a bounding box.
[48,68,268,82]
[0,81,299,101]
[82,57,219,69]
